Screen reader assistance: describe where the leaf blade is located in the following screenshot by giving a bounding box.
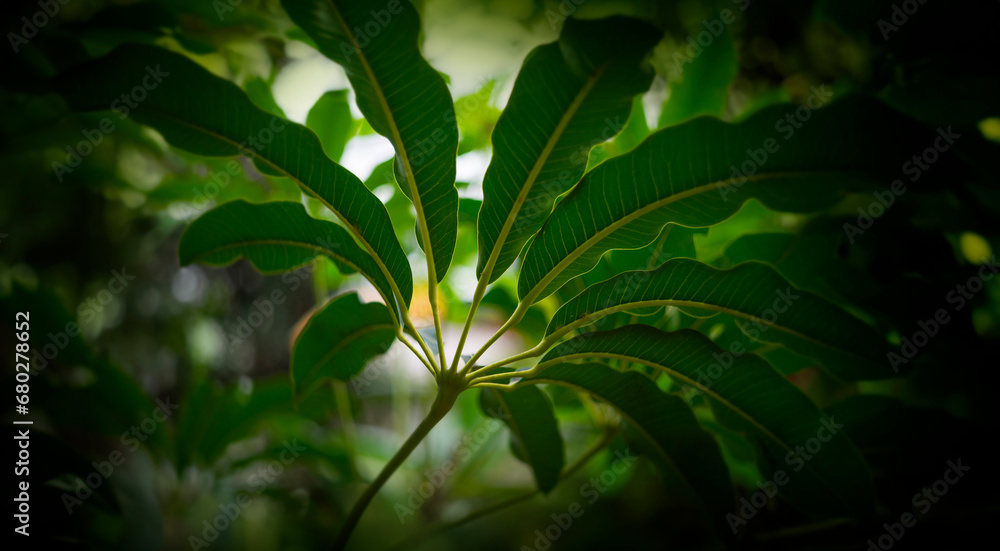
[178,200,404,322]
[476,16,662,284]
[284,0,459,281]
[517,95,945,303]
[480,385,564,493]
[291,293,395,399]
[52,43,413,320]
[546,258,892,381]
[516,363,733,536]
[534,326,876,519]
[658,26,737,128]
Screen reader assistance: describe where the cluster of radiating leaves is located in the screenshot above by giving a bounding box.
[47,0,998,543]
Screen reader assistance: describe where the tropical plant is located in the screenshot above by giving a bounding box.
[33,0,997,549]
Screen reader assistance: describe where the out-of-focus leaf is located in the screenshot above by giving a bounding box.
[245,77,286,118]
[658,26,737,128]
[718,229,881,301]
[455,80,501,154]
[175,377,297,469]
[480,384,564,493]
[586,97,652,169]
[306,90,356,162]
[52,44,413,321]
[291,293,395,399]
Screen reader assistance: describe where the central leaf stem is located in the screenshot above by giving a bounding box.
[332,376,463,550]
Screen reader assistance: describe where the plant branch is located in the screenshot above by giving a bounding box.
[469,381,514,391]
[466,342,554,384]
[397,330,437,376]
[427,281,449,371]
[332,384,460,550]
[458,301,532,376]
[333,382,361,479]
[400,312,441,374]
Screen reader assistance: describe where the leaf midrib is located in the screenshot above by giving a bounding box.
[481,62,610,283]
[189,238,360,275]
[140,108,409,319]
[550,299,843,357]
[324,0,438,282]
[300,322,395,386]
[523,170,866,303]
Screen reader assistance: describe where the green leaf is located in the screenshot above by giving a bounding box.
[546,258,892,381]
[516,363,733,535]
[245,77,286,118]
[658,26,737,128]
[479,384,564,493]
[284,0,459,282]
[476,16,662,284]
[517,95,941,303]
[532,327,876,518]
[454,80,501,154]
[584,96,652,171]
[291,293,395,399]
[52,44,412,319]
[175,377,297,469]
[178,200,409,323]
[306,89,355,162]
